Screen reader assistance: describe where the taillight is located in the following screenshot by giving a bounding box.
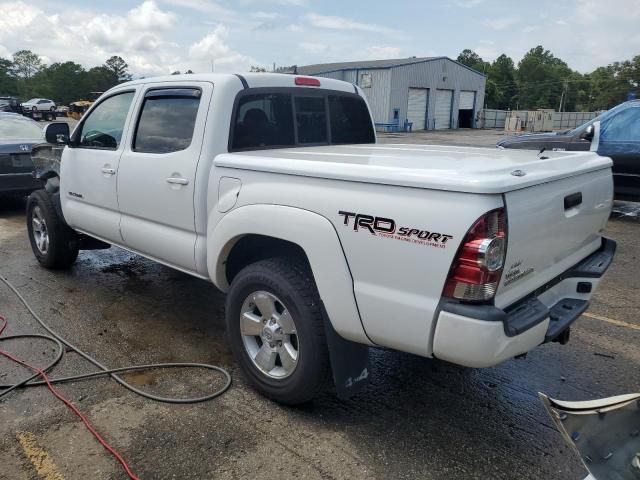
[443,208,507,302]
[294,76,321,87]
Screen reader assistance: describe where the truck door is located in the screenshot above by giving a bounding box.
[117,83,211,272]
[60,89,138,243]
[597,105,640,197]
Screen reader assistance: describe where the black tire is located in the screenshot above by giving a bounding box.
[26,189,79,269]
[50,106,55,112]
[226,257,330,405]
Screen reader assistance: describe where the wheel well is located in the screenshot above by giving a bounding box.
[225,235,310,284]
[42,173,60,193]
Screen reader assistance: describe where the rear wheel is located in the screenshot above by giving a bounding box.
[226,257,330,404]
[27,190,79,269]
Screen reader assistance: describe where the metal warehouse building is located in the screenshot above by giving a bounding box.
[297,57,486,130]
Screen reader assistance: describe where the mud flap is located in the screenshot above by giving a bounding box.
[540,392,640,479]
[321,304,370,399]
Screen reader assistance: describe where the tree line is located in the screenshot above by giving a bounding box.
[2,46,638,111]
[0,51,132,105]
[457,46,640,112]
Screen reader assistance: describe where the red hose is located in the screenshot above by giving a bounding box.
[0,314,140,480]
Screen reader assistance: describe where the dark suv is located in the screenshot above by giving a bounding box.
[498,100,640,197]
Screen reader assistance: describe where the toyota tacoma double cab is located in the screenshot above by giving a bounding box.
[30,73,615,404]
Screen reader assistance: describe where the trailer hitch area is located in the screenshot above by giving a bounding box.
[540,392,640,480]
[554,327,571,345]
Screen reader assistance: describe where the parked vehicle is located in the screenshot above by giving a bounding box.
[0,113,44,195]
[21,98,56,112]
[30,73,615,404]
[0,96,22,113]
[497,100,640,197]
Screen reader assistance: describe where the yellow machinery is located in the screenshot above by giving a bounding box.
[67,92,103,120]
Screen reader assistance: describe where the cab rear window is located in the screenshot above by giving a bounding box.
[230,88,374,151]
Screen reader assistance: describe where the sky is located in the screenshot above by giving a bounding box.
[0,0,638,76]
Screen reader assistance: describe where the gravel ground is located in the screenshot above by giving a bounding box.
[0,129,638,480]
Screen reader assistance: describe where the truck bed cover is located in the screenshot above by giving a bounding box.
[215,144,612,194]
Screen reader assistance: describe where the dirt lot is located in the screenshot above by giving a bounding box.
[1,129,639,480]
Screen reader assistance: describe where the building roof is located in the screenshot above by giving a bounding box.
[296,56,485,77]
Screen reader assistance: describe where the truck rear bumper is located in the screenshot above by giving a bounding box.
[432,237,615,368]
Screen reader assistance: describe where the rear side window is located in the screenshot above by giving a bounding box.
[231,93,294,150]
[328,95,375,144]
[230,88,374,151]
[133,88,201,153]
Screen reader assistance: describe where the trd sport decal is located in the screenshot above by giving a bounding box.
[338,211,453,249]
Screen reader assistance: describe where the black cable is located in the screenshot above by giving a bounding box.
[0,275,231,403]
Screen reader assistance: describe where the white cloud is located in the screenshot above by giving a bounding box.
[366,46,402,59]
[0,0,255,75]
[454,0,484,7]
[299,42,329,55]
[482,16,520,30]
[304,13,396,35]
[188,26,254,71]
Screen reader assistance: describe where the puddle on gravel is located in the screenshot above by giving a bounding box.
[611,200,640,221]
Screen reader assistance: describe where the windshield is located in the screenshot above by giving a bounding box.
[25,98,39,103]
[0,116,44,140]
[567,101,635,135]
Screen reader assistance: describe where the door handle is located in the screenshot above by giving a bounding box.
[166,177,189,185]
[101,167,116,175]
[564,192,582,210]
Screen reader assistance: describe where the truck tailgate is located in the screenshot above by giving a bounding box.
[494,167,613,309]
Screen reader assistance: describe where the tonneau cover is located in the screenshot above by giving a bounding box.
[215,144,612,194]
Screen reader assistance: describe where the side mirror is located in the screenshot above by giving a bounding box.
[44,122,70,145]
[581,124,594,141]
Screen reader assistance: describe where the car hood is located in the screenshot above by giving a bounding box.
[0,139,45,153]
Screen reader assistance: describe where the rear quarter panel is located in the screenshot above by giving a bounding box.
[210,167,502,356]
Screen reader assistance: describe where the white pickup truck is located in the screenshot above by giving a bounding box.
[31,73,615,404]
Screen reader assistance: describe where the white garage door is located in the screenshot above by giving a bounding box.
[407,88,428,130]
[459,91,475,110]
[434,89,453,130]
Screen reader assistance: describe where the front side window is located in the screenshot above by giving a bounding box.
[230,89,374,151]
[78,91,134,149]
[601,106,640,143]
[133,89,201,153]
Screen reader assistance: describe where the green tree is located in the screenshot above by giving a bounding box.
[86,66,118,94]
[0,58,18,95]
[10,50,43,80]
[456,49,488,74]
[249,65,267,72]
[40,62,88,105]
[104,55,131,82]
[516,46,573,109]
[486,54,517,109]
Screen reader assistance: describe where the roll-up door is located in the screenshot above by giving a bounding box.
[434,89,453,130]
[407,88,428,130]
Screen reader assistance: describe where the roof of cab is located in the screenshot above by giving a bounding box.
[118,72,357,94]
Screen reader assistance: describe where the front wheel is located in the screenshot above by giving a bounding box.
[27,190,79,269]
[225,257,330,405]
